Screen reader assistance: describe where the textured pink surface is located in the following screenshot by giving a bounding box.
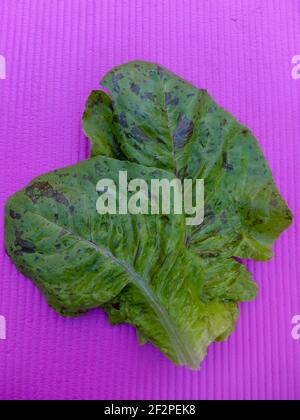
[0,0,299,400]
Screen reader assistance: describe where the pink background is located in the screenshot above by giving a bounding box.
[0,0,299,400]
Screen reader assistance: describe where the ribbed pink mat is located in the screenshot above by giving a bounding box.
[0,0,299,400]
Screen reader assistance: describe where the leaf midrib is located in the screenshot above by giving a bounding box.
[158,76,178,177]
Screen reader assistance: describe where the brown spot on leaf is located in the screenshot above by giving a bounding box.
[156,65,165,78]
[9,210,21,220]
[143,92,155,101]
[14,230,36,255]
[130,83,140,95]
[26,182,69,207]
[130,127,150,143]
[165,93,179,106]
[118,112,128,128]
[112,73,124,93]
[173,116,194,149]
[222,152,234,172]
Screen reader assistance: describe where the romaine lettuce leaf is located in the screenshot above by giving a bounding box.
[4,62,292,370]
[5,156,249,368]
[83,61,292,261]
[80,62,292,368]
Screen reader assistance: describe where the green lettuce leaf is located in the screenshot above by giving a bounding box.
[80,61,292,367]
[83,61,292,261]
[5,156,249,368]
[4,62,291,370]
